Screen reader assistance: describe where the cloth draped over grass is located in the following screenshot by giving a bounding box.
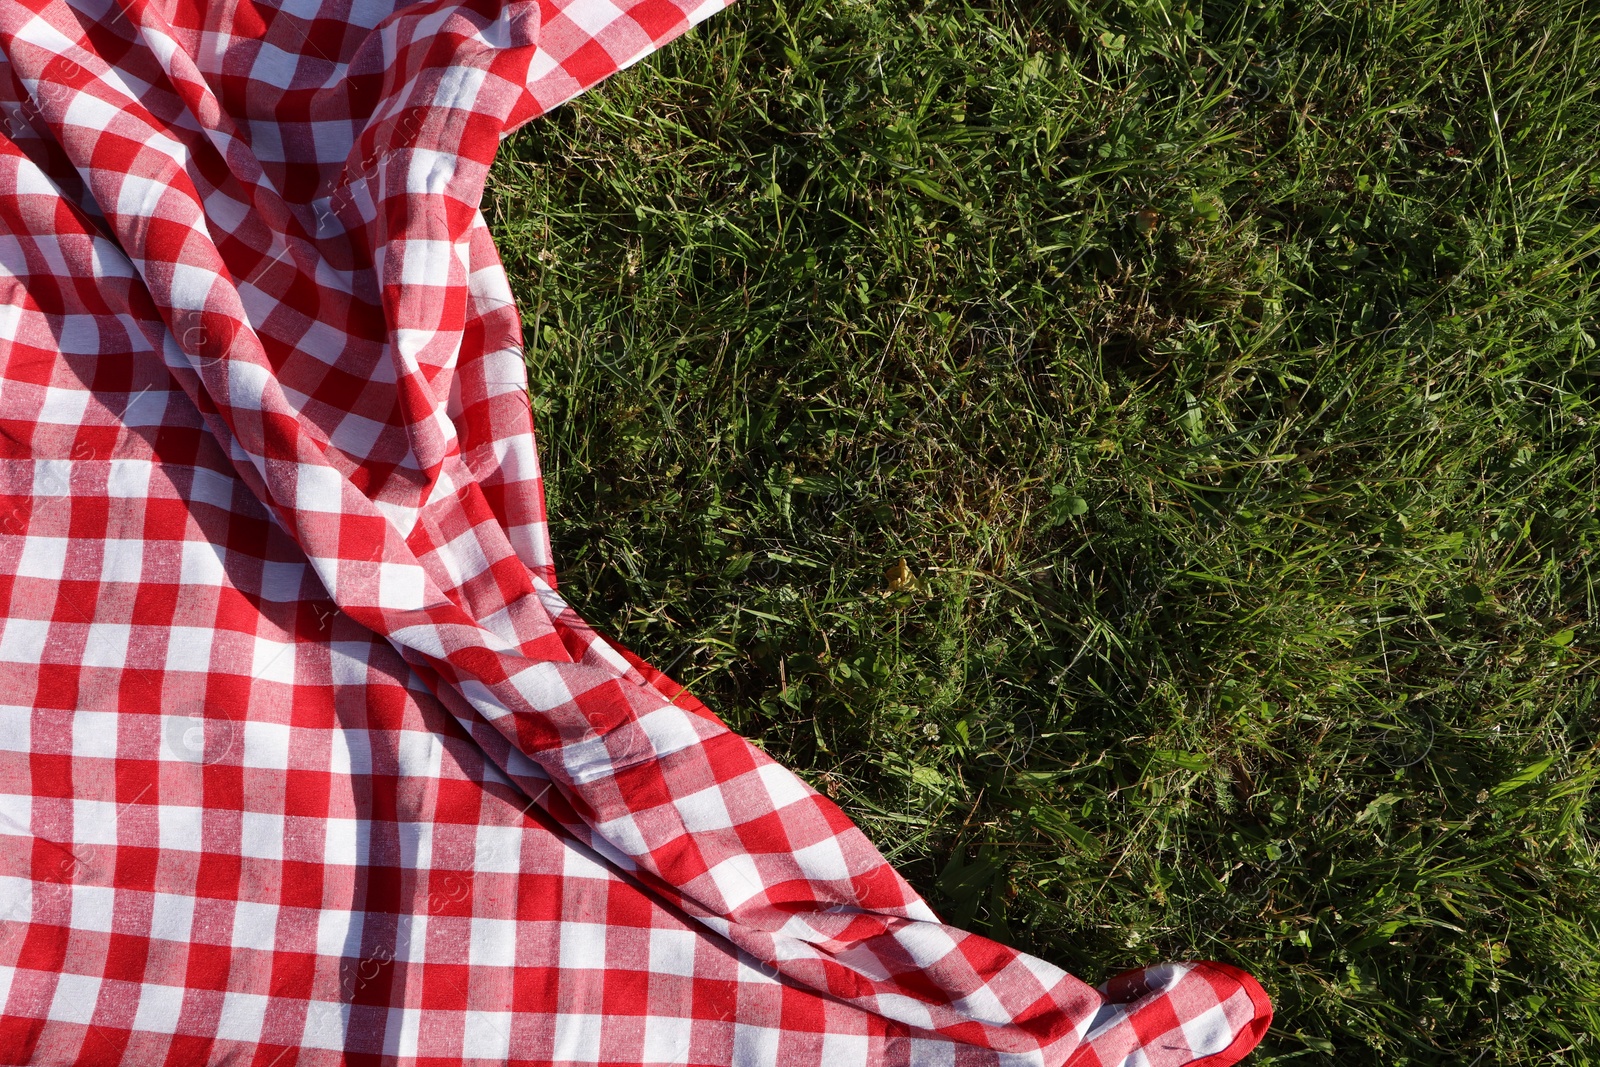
[0,0,1270,1064]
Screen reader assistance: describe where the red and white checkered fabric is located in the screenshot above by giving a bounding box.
[0,0,1273,1062]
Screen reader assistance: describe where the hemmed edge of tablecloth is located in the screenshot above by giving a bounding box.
[1182,962,1272,1067]
[1064,961,1273,1067]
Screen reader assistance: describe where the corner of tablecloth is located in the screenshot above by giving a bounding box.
[1182,962,1272,1067]
[1066,960,1274,1067]
[509,0,734,129]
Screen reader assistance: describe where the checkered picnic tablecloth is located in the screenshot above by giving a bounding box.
[0,0,1272,1062]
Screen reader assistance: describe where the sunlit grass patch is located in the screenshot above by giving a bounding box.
[490,0,1600,1060]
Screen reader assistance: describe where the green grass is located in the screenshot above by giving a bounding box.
[484,0,1600,1061]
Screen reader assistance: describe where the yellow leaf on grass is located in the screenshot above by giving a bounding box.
[885,558,916,593]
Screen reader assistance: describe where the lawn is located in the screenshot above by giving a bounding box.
[484,0,1600,1061]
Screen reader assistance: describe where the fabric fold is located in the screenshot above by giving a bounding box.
[0,0,1272,1063]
